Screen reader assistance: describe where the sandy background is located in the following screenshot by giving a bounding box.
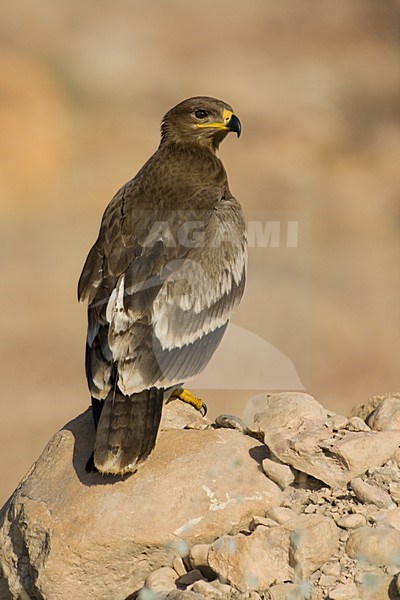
[1,0,399,506]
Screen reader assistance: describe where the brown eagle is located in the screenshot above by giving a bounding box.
[78,96,246,475]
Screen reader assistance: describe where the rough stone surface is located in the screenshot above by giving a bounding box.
[262,457,295,489]
[188,545,211,570]
[266,506,297,524]
[283,514,339,578]
[350,477,394,508]
[345,416,370,432]
[383,507,400,532]
[336,513,366,529]
[367,396,400,431]
[2,391,400,600]
[0,409,281,600]
[346,527,400,565]
[207,527,292,592]
[329,582,359,599]
[245,392,327,432]
[263,420,400,488]
[191,580,222,597]
[144,567,178,593]
[264,583,311,599]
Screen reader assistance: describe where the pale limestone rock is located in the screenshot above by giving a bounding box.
[208,580,235,595]
[383,507,400,531]
[346,527,400,565]
[244,392,327,432]
[328,414,348,431]
[345,417,370,432]
[389,483,400,504]
[283,514,339,578]
[161,399,210,430]
[262,457,295,489]
[264,582,311,599]
[357,573,398,600]
[336,513,366,529]
[191,579,222,597]
[188,544,210,569]
[262,420,400,488]
[329,581,359,599]
[144,567,178,594]
[367,396,400,431]
[172,555,187,577]
[266,506,297,524]
[350,478,394,508]
[166,591,204,600]
[348,395,389,421]
[321,562,341,577]
[249,516,278,529]
[207,526,292,592]
[0,410,282,600]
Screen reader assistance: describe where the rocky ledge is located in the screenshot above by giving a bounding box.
[1,392,400,600]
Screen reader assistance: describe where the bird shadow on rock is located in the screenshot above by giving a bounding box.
[63,409,135,487]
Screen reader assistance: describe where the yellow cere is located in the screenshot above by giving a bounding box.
[196,108,233,131]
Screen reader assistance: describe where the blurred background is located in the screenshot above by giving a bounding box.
[1,0,399,506]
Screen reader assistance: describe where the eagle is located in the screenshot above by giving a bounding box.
[78,96,247,475]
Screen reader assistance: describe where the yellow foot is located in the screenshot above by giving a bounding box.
[171,388,207,417]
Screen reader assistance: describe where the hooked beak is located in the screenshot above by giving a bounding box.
[196,108,242,138]
[226,113,241,138]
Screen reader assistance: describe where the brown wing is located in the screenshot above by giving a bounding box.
[79,179,246,399]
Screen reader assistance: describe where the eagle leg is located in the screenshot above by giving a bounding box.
[170,388,207,417]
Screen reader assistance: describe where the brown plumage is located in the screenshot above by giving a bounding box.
[78,96,247,474]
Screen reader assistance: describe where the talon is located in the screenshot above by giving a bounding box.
[171,388,207,416]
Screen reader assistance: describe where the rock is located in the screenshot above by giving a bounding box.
[176,569,205,587]
[207,527,292,592]
[336,513,367,529]
[346,527,400,565]
[266,506,298,524]
[166,591,204,600]
[0,409,282,600]
[144,567,178,593]
[188,545,210,569]
[161,399,210,430]
[208,579,235,595]
[384,507,400,531]
[348,395,389,422]
[249,515,278,529]
[262,457,295,489]
[328,414,348,431]
[172,555,187,577]
[191,579,221,597]
[245,392,327,432]
[283,514,339,578]
[263,421,400,488]
[389,483,400,504]
[321,562,341,577]
[350,478,394,508]
[329,581,359,599]
[367,396,400,431]
[357,573,398,600]
[345,417,370,432]
[265,582,311,599]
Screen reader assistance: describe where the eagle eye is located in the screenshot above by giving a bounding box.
[194,109,208,120]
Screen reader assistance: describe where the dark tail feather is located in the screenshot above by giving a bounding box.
[93,387,164,475]
[85,397,105,473]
